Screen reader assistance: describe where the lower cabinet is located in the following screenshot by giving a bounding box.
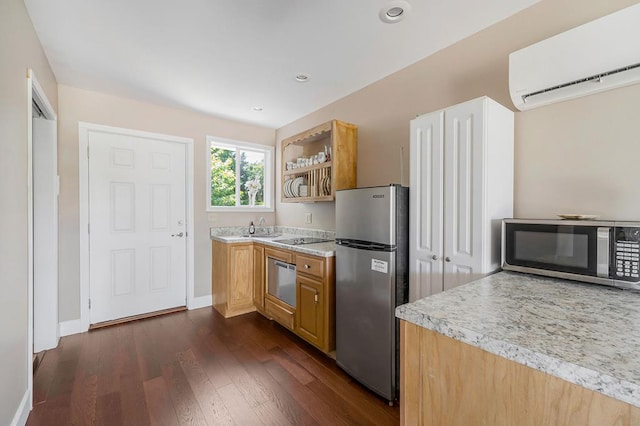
[295,274,324,348]
[400,320,640,425]
[264,297,295,330]
[211,239,335,354]
[212,241,256,318]
[294,253,335,353]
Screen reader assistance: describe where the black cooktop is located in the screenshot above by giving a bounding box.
[275,237,333,245]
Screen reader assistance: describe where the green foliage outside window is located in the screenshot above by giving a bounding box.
[210,145,265,207]
[210,147,236,206]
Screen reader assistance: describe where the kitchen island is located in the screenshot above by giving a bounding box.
[396,271,640,425]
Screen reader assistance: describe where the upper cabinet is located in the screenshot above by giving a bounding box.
[409,97,514,301]
[281,120,357,203]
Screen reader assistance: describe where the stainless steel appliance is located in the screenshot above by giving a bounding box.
[335,185,409,403]
[502,219,640,290]
[267,258,296,307]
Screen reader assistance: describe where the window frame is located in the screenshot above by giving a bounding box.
[206,136,274,212]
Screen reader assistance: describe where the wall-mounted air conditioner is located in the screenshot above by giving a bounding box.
[509,3,640,111]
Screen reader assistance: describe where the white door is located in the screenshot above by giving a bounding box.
[409,111,445,301]
[33,117,59,351]
[443,99,485,291]
[88,131,187,324]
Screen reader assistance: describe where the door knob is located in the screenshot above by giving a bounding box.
[445,257,451,262]
[432,255,438,260]
[172,232,184,237]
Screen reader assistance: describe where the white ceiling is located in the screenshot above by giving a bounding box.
[24,0,538,128]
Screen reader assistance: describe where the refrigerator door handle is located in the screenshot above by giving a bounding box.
[337,239,394,251]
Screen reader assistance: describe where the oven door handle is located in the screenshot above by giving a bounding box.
[597,227,611,278]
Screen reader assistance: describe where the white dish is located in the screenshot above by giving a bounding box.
[289,178,298,198]
[284,178,293,198]
[292,177,303,197]
[557,214,599,220]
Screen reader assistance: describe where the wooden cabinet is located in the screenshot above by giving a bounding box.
[296,274,324,348]
[409,97,514,300]
[400,320,640,425]
[211,241,256,318]
[281,119,357,203]
[212,239,335,354]
[295,253,335,353]
[264,246,296,330]
[252,244,265,313]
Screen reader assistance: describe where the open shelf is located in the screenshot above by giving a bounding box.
[280,120,357,203]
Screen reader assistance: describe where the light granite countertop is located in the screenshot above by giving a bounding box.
[396,271,640,407]
[210,226,335,257]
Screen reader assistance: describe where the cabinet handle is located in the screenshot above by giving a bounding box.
[314,292,318,304]
[432,255,438,260]
[445,257,451,262]
[304,264,311,269]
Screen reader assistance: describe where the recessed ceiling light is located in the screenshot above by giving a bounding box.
[252,106,263,111]
[295,74,310,82]
[379,1,412,24]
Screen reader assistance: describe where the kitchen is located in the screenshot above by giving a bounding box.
[4,0,640,424]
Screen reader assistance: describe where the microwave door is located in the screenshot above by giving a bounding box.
[503,222,606,279]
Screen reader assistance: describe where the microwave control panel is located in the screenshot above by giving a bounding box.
[614,227,640,280]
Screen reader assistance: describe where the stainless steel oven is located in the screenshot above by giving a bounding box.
[267,257,296,307]
[502,219,640,290]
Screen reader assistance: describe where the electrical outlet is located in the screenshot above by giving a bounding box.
[207,213,217,222]
[305,212,312,224]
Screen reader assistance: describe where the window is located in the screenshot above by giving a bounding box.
[207,136,274,211]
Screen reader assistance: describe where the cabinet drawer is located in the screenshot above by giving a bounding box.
[265,247,294,264]
[296,254,324,278]
[265,297,294,330]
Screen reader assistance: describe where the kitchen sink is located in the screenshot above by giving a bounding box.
[240,233,282,238]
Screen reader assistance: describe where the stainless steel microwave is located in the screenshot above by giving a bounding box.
[502,219,640,290]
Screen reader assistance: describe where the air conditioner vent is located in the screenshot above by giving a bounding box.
[522,63,640,105]
[509,3,640,111]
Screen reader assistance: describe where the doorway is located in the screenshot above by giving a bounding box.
[26,69,58,413]
[79,123,195,330]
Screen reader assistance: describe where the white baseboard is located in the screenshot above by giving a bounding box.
[188,295,212,310]
[59,319,86,337]
[10,388,30,426]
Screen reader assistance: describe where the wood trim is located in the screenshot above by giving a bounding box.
[400,320,640,425]
[400,321,421,425]
[332,120,357,191]
[89,306,186,330]
[281,121,332,148]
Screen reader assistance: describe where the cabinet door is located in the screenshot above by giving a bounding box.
[443,99,485,291]
[296,274,324,348]
[228,244,254,309]
[253,244,265,309]
[409,111,445,300]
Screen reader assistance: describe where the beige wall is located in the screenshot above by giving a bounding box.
[58,85,275,321]
[275,0,640,229]
[0,0,58,423]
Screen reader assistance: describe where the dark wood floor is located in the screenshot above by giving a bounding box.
[27,308,400,425]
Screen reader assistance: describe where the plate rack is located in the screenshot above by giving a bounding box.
[280,119,357,203]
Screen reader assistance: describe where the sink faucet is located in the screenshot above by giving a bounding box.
[258,217,267,234]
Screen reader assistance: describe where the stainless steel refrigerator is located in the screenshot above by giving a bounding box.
[335,185,409,403]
